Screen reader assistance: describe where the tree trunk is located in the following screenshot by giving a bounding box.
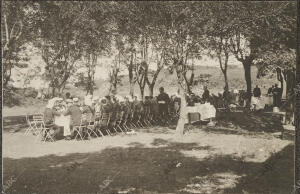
[90,85,94,95]
[175,86,187,136]
[148,84,154,97]
[223,71,229,90]
[243,60,252,102]
[129,80,134,97]
[281,72,287,99]
[113,81,117,94]
[140,86,144,100]
[51,86,56,98]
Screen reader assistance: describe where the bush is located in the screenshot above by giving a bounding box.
[23,87,38,98]
[3,88,21,107]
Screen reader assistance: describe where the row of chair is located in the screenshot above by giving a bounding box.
[25,108,181,142]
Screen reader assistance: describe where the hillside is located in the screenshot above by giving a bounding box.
[92,66,277,97]
[3,65,277,117]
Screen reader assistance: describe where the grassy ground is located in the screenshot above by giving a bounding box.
[3,112,294,194]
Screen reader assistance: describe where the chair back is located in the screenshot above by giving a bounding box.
[99,113,110,126]
[26,114,34,124]
[33,114,44,123]
[118,111,124,122]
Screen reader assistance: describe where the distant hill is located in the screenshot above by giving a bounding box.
[89,65,277,97]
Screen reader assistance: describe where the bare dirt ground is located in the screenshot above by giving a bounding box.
[3,112,294,194]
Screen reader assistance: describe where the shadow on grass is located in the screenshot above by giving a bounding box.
[216,111,284,133]
[3,138,294,194]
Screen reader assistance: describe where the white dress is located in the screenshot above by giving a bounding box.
[54,107,71,136]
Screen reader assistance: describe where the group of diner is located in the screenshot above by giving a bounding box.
[42,87,180,141]
[39,83,286,141]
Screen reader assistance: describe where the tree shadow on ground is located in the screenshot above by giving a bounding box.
[3,138,293,194]
[224,143,294,194]
[216,111,284,133]
[3,116,27,133]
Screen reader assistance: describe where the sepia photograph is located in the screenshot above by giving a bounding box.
[2,1,298,193]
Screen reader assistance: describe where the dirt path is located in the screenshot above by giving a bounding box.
[3,126,294,193]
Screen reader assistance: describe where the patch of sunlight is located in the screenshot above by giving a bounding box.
[180,149,211,161]
[179,172,244,194]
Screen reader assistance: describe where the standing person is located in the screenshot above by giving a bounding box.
[272,84,282,107]
[157,87,170,125]
[267,85,274,108]
[253,85,261,98]
[268,85,274,95]
[202,86,210,103]
[64,98,82,139]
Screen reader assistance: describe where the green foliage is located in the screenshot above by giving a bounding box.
[2,1,40,88]
[2,1,296,100]
[256,49,296,78]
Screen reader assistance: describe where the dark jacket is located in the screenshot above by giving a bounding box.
[202,90,210,101]
[44,108,60,125]
[82,105,95,121]
[157,92,170,105]
[267,87,273,95]
[253,87,261,97]
[64,105,82,126]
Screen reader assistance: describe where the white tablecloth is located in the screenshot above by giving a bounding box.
[184,103,216,123]
[251,97,265,110]
[54,115,71,136]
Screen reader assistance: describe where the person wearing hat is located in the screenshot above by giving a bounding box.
[100,98,110,115]
[157,87,170,125]
[43,98,61,140]
[64,98,82,139]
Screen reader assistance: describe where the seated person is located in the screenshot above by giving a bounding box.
[100,98,110,114]
[43,98,61,140]
[202,86,210,102]
[82,97,95,123]
[64,98,82,138]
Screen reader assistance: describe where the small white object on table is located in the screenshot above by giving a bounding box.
[54,115,71,136]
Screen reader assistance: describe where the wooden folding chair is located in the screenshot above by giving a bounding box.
[40,122,55,143]
[136,113,144,128]
[85,114,99,139]
[25,114,35,135]
[144,108,152,127]
[115,111,125,134]
[32,114,46,138]
[109,112,119,134]
[121,111,130,132]
[94,116,104,137]
[98,113,112,136]
[129,111,137,128]
[73,116,87,141]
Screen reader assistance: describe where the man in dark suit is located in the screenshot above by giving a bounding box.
[157,87,170,124]
[272,84,282,107]
[253,85,261,98]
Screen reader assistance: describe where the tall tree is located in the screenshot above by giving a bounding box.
[36,2,84,97]
[155,2,209,135]
[227,1,296,102]
[74,1,112,95]
[108,52,122,94]
[2,1,39,89]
